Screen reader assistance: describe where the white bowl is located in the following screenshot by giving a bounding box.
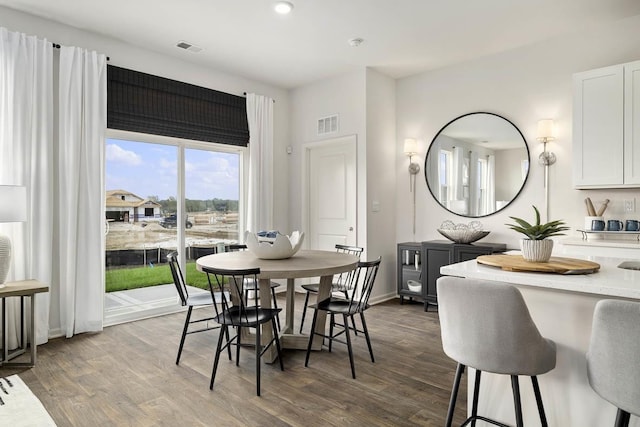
[437,228,490,244]
[245,230,304,260]
[407,280,422,293]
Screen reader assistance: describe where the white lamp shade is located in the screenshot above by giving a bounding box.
[537,119,556,141]
[403,138,418,156]
[0,185,27,223]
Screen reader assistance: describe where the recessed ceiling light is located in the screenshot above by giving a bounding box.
[274,1,294,14]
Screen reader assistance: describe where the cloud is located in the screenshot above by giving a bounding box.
[106,143,142,166]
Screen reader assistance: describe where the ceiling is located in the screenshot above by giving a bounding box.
[1,0,640,89]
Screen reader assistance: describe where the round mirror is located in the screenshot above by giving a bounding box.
[425,112,529,217]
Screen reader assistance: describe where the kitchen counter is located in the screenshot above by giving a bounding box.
[440,253,640,427]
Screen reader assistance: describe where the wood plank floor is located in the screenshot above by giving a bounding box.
[3,295,466,426]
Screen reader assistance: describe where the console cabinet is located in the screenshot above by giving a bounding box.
[397,240,506,311]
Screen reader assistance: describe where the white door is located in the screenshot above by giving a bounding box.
[305,136,357,250]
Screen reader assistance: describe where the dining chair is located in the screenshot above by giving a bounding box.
[437,276,556,427]
[224,243,282,331]
[299,244,364,334]
[202,265,284,396]
[304,257,381,379]
[587,299,640,427]
[167,251,230,365]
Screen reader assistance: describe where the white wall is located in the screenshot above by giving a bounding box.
[396,14,640,249]
[0,6,290,334]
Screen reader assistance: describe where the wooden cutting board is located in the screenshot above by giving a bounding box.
[476,254,600,275]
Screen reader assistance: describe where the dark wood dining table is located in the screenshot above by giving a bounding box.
[196,249,359,363]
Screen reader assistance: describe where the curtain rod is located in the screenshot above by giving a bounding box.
[52,42,110,61]
[243,92,275,103]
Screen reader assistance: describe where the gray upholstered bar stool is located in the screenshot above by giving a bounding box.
[587,299,640,427]
[437,276,556,427]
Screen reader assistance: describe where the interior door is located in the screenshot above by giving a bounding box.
[306,135,357,250]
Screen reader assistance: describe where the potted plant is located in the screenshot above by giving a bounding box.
[506,206,569,262]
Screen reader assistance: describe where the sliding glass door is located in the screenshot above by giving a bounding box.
[104,131,243,324]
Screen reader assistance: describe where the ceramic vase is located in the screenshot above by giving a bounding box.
[520,238,553,263]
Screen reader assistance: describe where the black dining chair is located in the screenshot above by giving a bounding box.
[167,251,230,365]
[224,243,282,331]
[299,244,364,334]
[203,265,284,396]
[304,257,381,379]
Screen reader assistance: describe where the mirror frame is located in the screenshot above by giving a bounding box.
[424,112,530,218]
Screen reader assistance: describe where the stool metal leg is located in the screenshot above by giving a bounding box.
[299,291,311,333]
[614,409,631,427]
[510,376,524,427]
[471,369,482,427]
[446,363,465,427]
[531,376,548,427]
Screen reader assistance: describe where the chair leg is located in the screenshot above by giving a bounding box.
[531,376,548,427]
[236,326,241,366]
[299,291,311,333]
[225,326,232,360]
[176,306,193,365]
[304,308,319,367]
[329,313,335,352]
[255,318,261,396]
[615,409,631,427]
[272,317,284,372]
[343,313,356,379]
[446,363,466,427]
[210,325,227,390]
[470,369,482,427]
[271,287,281,331]
[344,290,357,336]
[511,376,524,427]
[359,312,375,363]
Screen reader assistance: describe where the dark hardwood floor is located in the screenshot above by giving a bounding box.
[3,294,466,426]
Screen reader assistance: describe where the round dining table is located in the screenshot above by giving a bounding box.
[196,249,359,363]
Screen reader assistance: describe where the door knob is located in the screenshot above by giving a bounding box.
[349,227,354,231]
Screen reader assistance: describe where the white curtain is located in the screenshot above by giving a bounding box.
[246,93,274,233]
[58,46,106,337]
[0,27,53,346]
[484,154,496,215]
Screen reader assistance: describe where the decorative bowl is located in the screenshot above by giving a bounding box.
[437,228,490,244]
[407,280,422,293]
[245,230,304,259]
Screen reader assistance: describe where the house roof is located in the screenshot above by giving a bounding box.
[105,190,161,208]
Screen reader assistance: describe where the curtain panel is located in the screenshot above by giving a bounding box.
[58,46,107,337]
[107,65,249,146]
[246,93,274,233]
[0,27,53,346]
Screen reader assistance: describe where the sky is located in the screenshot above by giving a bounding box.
[106,138,240,201]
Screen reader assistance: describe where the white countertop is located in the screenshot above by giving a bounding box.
[440,251,640,300]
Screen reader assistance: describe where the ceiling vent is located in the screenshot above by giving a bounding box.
[176,41,203,53]
[317,114,339,135]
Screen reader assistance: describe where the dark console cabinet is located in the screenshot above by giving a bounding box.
[397,240,506,311]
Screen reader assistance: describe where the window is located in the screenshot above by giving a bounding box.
[104,130,245,324]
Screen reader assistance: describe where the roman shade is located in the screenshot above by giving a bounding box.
[107,65,249,146]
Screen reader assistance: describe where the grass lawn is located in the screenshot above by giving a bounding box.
[105,261,209,292]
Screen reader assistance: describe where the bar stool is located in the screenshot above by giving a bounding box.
[587,299,640,427]
[437,276,556,427]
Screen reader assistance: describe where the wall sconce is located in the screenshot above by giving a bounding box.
[536,119,556,222]
[403,138,420,237]
[403,138,420,192]
[0,185,27,287]
[537,119,556,166]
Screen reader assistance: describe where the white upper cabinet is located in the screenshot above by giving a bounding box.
[573,60,640,188]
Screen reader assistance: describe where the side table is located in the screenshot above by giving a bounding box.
[1,280,49,367]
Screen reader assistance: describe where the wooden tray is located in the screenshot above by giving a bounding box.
[476,254,600,275]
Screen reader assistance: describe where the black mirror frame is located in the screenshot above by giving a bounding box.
[424,112,530,218]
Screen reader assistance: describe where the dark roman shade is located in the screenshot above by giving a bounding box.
[107,65,249,146]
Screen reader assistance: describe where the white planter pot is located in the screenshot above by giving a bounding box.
[520,239,553,262]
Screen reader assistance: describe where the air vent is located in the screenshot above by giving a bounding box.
[317,114,339,135]
[176,41,203,53]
